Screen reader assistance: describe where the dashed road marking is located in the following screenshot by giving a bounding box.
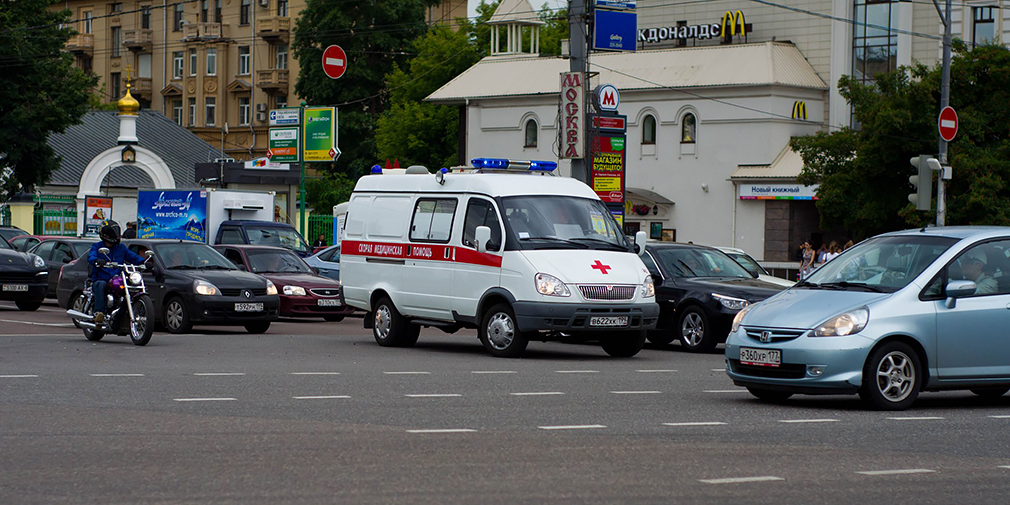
[610,390,662,395]
[988,415,1010,419]
[856,469,935,476]
[636,369,677,373]
[384,371,431,375]
[0,318,74,327]
[290,372,341,375]
[173,397,237,402]
[711,368,727,372]
[90,373,145,377]
[699,476,784,484]
[778,419,839,424]
[193,373,246,376]
[510,392,564,396]
[406,429,476,434]
[999,466,1010,469]
[705,389,747,393]
[555,370,599,374]
[0,374,38,378]
[405,394,461,398]
[538,424,606,430]
[471,371,517,374]
[887,416,944,421]
[293,395,351,400]
[663,422,727,427]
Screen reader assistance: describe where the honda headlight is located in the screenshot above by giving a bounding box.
[266,279,278,296]
[194,279,218,296]
[535,273,570,297]
[129,272,143,285]
[713,293,749,311]
[730,304,753,334]
[814,306,869,337]
[640,275,655,298]
[32,254,45,269]
[282,285,306,296]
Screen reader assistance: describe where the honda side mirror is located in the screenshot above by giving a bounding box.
[944,280,977,308]
[634,231,648,256]
[475,226,491,253]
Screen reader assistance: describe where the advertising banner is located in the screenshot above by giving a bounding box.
[137,190,208,242]
[84,196,113,236]
[269,108,300,126]
[591,135,626,204]
[593,10,637,52]
[738,183,820,200]
[560,72,584,159]
[268,127,299,163]
[303,107,337,162]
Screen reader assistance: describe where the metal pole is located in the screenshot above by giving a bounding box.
[936,0,952,227]
[299,101,306,237]
[569,0,588,184]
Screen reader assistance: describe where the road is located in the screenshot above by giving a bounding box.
[2,300,1009,504]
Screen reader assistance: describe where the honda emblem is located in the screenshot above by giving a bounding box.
[759,331,772,343]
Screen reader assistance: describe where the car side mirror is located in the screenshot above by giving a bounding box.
[475,226,491,253]
[634,231,648,256]
[236,264,247,271]
[944,280,977,308]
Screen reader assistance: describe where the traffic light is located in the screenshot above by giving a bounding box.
[908,156,934,211]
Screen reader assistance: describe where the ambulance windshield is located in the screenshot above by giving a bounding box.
[501,196,630,251]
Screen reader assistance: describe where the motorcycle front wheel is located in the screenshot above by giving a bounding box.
[129,295,155,346]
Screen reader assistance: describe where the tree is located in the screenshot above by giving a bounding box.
[791,43,1010,239]
[0,0,97,197]
[306,172,354,215]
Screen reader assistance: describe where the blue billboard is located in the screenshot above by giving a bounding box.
[594,10,637,52]
[137,190,208,242]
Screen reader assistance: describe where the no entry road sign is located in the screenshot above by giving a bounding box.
[938,106,958,142]
[322,45,347,80]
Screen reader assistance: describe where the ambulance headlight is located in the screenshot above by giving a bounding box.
[640,275,655,298]
[535,273,570,297]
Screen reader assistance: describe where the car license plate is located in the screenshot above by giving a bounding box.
[740,347,781,367]
[317,299,341,307]
[234,303,263,312]
[2,284,28,292]
[589,316,629,327]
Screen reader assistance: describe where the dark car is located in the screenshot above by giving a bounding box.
[0,234,49,311]
[0,226,28,243]
[57,239,280,334]
[9,234,45,252]
[642,243,786,352]
[215,245,353,321]
[28,238,94,298]
[215,220,312,257]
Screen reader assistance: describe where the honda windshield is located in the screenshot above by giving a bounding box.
[500,196,630,251]
[245,226,309,254]
[800,235,957,292]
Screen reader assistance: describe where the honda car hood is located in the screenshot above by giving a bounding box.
[742,288,890,329]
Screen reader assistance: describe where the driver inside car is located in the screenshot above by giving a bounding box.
[87,220,146,324]
[960,248,997,295]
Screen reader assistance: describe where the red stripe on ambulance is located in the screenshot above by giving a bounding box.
[342,240,502,268]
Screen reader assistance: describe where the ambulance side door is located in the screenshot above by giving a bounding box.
[401,197,458,320]
[452,196,505,320]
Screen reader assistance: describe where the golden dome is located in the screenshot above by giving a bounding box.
[117,83,140,115]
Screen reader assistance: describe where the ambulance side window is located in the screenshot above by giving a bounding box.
[410,198,457,243]
[462,199,502,252]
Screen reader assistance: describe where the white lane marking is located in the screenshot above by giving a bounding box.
[555,370,599,374]
[988,415,1010,419]
[887,416,944,421]
[90,373,145,377]
[699,476,784,484]
[0,374,39,378]
[0,318,75,327]
[778,418,839,424]
[856,469,935,476]
[173,397,237,402]
[705,389,748,393]
[998,466,1010,469]
[406,429,476,434]
[663,422,728,427]
[193,373,246,376]
[471,371,517,374]
[384,371,431,375]
[510,392,565,396]
[711,368,727,372]
[405,394,461,398]
[610,390,662,395]
[538,424,607,430]
[293,395,351,400]
[636,369,677,373]
[290,372,341,375]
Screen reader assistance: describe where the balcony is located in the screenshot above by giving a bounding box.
[258,16,290,43]
[130,77,153,96]
[256,69,289,92]
[122,28,153,52]
[182,22,228,41]
[65,34,94,55]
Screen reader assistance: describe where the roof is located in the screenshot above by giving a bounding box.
[47,110,222,189]
[731,144,805,180]
[353,171,600,199]
[487,0,544,25]
[427,42,827,103]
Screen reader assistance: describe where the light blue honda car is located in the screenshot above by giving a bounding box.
[726,226,1010,410]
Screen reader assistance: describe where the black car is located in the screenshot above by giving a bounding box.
[28,238,94,298]
[0,234,49,311]
[57,239,280,333]
[642,243,786,352]
[0,226,28,243]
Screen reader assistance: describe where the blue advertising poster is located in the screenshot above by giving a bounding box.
[137,190,208,242]
[594,10,637,52]
[595,0,636,9]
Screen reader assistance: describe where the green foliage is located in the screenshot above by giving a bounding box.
[0,0,97,196]
[536,2,568,57]
[306,172,355,214]
[88,83,118,111]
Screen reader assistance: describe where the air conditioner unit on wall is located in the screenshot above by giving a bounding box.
[256,112,267,122]
[256,103,267,112]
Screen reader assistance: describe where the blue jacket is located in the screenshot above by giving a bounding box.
[88,242,146,281]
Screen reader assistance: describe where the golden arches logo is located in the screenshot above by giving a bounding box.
[720,10,746,38]
[792,101,808,120]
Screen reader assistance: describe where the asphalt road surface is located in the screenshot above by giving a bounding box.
[2,300,1009,504]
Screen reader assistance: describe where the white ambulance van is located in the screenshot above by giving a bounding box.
[340,158,660,358]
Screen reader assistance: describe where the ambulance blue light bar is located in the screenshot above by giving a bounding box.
[470,158,558,172]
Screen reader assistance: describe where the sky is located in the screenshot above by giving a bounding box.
[467,0,568,21]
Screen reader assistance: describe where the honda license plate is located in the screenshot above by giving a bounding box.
[589,316,629,327]
[234,303,263,312]
[317,299,341,307]
[740,347,781,367]
[2,284,28,292]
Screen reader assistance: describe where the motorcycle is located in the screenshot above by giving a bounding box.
[66,247,156,346]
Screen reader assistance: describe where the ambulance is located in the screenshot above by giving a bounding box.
[340,159,660,358]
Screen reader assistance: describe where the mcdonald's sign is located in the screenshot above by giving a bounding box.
[720,10,746,38]
[791,101,808,120]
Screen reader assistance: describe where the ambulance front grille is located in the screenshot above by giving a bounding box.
[577,284,636,301]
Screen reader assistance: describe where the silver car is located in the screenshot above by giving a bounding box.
[303,244,341,281]
[726,226,1010,410]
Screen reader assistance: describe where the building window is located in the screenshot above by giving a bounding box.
[205,97,216,126]
[188,98,196,126]
[141,5,151,29]
[173,51,183,79]
[206,47,217,76]
[973,7,996,47]
[240,0,251,25]
[173,4,183,31]
[201,0,208,23]
[189,48,197,76]
[275,95,287,109]
[276,45,288,70]
[215,0,222,23]
[79,55,93,75]
[524,119,537,148]
[278,0,288,17]
[172,99,183,125]
[238,46,250,75]
[111,27,121,57]
[642,114,656,145]
[238,97,251,125]
[109,73,121,100]
[110,2,122,14]
[852,0,898,86]
[83,11,93,34]
[681,113,696,143]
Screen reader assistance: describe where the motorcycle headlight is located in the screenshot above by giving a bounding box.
[730,304,754,334]
[282,285,306,296]
[129,272,143,285]
[713,293,749,311]
[535,273,570,297]
[814,307,869,337]
[194,279,218,296]
[266,279,278,296]
[32,254,45,269]
[640,275,655,298]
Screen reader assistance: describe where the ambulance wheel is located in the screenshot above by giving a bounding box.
[601,330,647,358]
[372,297,419,347]
[479,303,529,358]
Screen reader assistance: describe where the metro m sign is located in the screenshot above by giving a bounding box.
[560,72,585,159]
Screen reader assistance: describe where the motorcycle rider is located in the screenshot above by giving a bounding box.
[87,220,145,324]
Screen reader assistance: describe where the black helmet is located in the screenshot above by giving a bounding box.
[100,220,121,246]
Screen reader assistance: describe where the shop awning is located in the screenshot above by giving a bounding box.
[627,187,674,205]
[730,144,804,181]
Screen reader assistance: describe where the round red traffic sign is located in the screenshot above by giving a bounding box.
[938,106,958,142]
[321,45,347,80]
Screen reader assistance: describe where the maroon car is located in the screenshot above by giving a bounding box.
[215,245,352,321]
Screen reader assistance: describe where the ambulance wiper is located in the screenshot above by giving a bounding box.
[519,237,589,248]
[569,237,628,251]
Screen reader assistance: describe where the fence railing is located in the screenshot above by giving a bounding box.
[0,205,10,227]
[34,208,78,236]
[306,214,333,246]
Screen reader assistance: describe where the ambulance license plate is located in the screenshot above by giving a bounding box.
[589,316,628,327]
[740,347,781,367]
[2,284,28,292]
[317,299,341,307]
[234,303,263,312]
